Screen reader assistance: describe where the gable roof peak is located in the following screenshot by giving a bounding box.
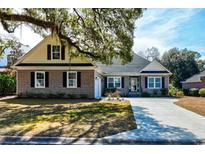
[140,59,172,74]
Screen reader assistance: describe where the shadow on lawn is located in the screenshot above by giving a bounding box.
[1,98,200,144]
[0,98,136,144]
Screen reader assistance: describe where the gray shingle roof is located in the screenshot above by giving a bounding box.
[183,70,205,83]
[97,53,150,74]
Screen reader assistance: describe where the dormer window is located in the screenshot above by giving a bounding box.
[52,45,61,60]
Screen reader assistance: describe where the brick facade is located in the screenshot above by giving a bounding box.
[182,81,205,89]
[17,70,95,98]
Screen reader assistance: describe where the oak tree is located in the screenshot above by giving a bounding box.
[0,8,144,64]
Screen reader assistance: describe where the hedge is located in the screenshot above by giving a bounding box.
[189,88,199,96]
[0,74,16,95]
[199,88,205,97]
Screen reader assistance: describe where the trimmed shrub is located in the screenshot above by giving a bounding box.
[0,74,16,95]
[17,92,25,98]
[189,88,199,96]
[176,91,184,98]
[47,93,57,98]
[161,88,168,96]
[25,92,34,98]
[199,88,205,97]
[24,92,47,98]
[141,92,151,97]
[152,90,158,97]
[79,94,88,99]
[67,94,76,99]
[103,88,117,96]
[57,92,65,98]
[169,84,178,96]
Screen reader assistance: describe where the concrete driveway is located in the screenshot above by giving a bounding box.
[104,98,205,144]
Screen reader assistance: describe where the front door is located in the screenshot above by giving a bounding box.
[130,77,140,93]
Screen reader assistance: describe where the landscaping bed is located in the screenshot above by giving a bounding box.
[175,96,205,116]
[0,98,136,138]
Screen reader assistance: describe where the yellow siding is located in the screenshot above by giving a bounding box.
[21,35,91,64]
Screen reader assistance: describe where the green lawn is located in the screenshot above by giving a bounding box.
[0,98,136,138]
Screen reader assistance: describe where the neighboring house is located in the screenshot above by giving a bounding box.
[12,35,172,98]
[182,70,205,89]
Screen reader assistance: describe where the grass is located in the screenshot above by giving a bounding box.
[0,98,136,138]
[175,96,205,116]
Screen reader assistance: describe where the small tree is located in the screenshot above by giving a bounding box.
[0,74,16,95]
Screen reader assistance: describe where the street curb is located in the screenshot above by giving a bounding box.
[0,136,204,145]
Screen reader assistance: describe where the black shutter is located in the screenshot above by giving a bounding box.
[61,45,65,60]
[63,72,67,87]
[45,72,49,87]
[47,44,51,60]
[121,77,124,88]
[145,77,148,88]
[77,72,81,87]
[31,72,35,87]
[104,77,107,88]
[162,77,165,88]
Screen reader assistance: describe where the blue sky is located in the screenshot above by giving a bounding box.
[1,8,205,66]
[134,8,205,58]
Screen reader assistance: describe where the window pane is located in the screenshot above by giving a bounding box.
[37,79,44,87]
[56,46,60,52]
[37,73,44,79]
[52,45,60,59]
[69,73,76,79]
[108,78,114,82]
[108,83,114,88]
[69,79,77,87]
[69,80,74,86]
[149,83,154,88]
[155,78,161,83]
[115,82,120,88]
[53,45,60,52]
[115,78,120,83]
[115,78,121,88]
[149,78,154,83]
[52,46,56,52]
[53,53,60,59]
[155,82,161,88]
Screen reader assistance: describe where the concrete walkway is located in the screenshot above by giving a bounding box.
[104,98,205,144]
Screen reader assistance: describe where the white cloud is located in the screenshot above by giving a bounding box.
[133,9,201,56]
[133,37,168,55]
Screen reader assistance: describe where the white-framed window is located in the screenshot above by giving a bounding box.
[67,71,77,88]
[35,71,45,88]
[52,45,61,60]
[148,77,162,89]
[107,77,121,89]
